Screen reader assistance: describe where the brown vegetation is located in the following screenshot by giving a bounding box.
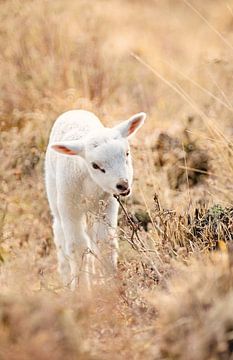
[1,0,233,359]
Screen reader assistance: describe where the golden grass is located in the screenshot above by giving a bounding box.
[1,0,233,358]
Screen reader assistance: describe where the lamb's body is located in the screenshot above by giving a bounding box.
[45,109,145,289]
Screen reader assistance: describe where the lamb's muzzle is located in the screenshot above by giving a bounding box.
[116,178,129,193]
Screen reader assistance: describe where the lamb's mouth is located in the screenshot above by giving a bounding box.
[113,189,131,198]
[119,189,131,197]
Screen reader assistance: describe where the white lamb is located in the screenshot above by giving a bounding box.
[45,109,146,289]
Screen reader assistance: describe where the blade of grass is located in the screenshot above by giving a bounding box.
[183,0,233,53]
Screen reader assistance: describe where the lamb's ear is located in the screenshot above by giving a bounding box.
[50,140,85,156]
[115,112,146,138]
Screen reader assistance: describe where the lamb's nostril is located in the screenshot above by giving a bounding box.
[116,179,129,192]
[116,184,126,191]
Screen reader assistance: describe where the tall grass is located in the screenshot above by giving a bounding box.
[0,0,233,358]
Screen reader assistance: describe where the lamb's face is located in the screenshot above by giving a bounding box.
[51,112,146,197]
[85,135,133,196]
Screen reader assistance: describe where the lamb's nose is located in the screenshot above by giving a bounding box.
[116,179,129,192]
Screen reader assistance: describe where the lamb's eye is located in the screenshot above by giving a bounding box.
[92,162,106,173]
[92,162,100,170]
[126,150,129,156]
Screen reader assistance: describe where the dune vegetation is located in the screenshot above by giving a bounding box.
[1,0,233,358]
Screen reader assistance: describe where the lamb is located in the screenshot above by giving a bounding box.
[45,109,146,289]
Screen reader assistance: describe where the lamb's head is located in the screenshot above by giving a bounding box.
[51,112,146,196]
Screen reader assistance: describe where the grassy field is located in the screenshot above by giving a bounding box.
[1,0,233,358]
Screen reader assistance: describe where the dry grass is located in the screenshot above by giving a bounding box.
[1,0,233,358]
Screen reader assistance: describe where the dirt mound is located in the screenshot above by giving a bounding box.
[153,126,209,190]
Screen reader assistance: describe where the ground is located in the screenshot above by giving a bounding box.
[1,0,233,359]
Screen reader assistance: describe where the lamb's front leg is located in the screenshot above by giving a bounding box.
[59,210,92,290]
[90,197,119,275]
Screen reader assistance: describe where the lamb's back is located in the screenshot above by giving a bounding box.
[49,110,103,143]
